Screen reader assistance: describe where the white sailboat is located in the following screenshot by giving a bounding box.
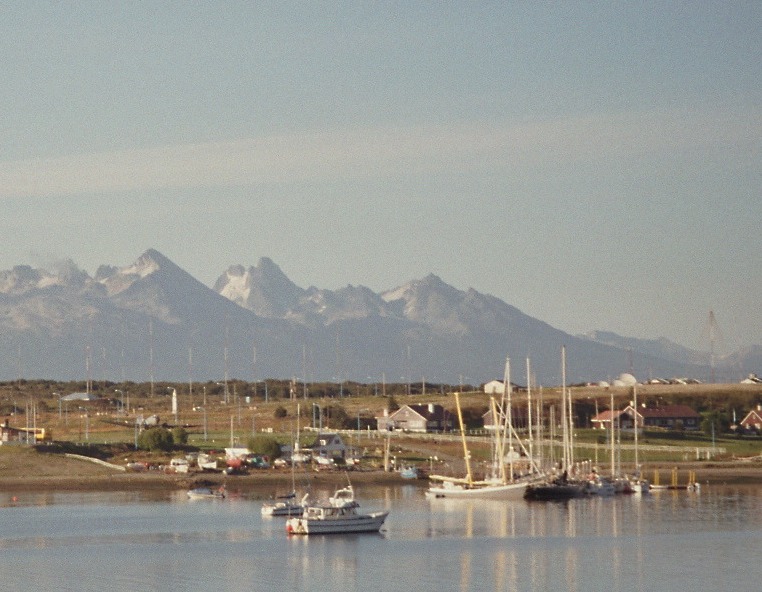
[263,405,310,516]
[426,357,542,500]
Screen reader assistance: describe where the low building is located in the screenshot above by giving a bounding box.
[591,405,701,431]
[482,380,523,395]
[376,403,453,433]
[0,419,50,444]
[307,432,352,461]
[590,408,632,430]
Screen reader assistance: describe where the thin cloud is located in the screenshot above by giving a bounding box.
[0,109,757,199]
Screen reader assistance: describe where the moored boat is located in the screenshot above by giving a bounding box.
[262,492,309,517]
[524,476,586,501]
[285,485,387,535]
[426,358,543,500]
[187,485,226,500]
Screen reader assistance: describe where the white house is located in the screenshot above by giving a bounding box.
[483,380,506,395]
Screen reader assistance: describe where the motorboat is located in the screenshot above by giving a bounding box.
[399,466,419,479]
[187,485,226,500]
[285,485,387,535]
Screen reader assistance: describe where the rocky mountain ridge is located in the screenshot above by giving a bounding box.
[0,249,756,384]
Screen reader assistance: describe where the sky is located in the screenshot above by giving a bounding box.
[1,2,760,354]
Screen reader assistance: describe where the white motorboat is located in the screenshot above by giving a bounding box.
[187,485,226,500]
[285,485,387,535]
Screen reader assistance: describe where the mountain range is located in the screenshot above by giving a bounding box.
[0,249,758,386]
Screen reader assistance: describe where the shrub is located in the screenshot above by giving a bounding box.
[171,427,188,445]
[138,427,174,451]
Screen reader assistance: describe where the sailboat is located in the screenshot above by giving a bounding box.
[524,346,586,501]
[262,405,310,516]
[426,357,542,500]
[628,385,650,494]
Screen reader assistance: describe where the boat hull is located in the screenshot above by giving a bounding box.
[187,488,225,500]
[425,481,528,500]
[524,482,585,501]
[261,503,305,517]
[286,511,388,535]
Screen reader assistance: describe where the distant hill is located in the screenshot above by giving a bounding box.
[0,249,756,384]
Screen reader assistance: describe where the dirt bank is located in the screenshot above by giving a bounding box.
[2,445,761,493]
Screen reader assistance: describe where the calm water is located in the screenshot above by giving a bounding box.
[1,483,761,591]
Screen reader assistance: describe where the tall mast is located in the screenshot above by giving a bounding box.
[610,389,616,478]
[633,385,639,470]
[560,346,569,471]
[454,391,473,485]
[565,346,574,469]
[504,357,514,482]
[526,357,533,469]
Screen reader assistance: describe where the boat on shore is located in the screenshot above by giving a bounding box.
[285,484,387,535]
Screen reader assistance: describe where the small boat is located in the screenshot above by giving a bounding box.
[585,476,616,496]
[285,485,388,535]
[262,492,309,517]
[169,458,190,474]
[187,485,226,500]
[399,466,419,479]
[197,453,219,472]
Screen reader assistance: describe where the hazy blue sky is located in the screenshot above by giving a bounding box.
[1,2,759,353]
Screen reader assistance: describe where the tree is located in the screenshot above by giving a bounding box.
[171,427,188,445]
[138,427,174,451]
[246,435,281,459]
[701,410,730,436]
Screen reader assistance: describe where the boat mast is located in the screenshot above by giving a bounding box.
[560,346,569,472]
[633,385,639,471]
[491,396,506,483]
[610,389,616,479]
[565,346,574,470]
[526,357,533,471]
[504,356,514,483]
[454,391,473,485]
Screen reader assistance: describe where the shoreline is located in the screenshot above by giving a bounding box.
[0,468,419,493]
[2,463,762,493]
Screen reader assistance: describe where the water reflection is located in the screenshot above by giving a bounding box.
[2,485,762,591]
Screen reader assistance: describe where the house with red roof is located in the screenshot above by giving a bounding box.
[592,405,701,431]
[740,406,762,432]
